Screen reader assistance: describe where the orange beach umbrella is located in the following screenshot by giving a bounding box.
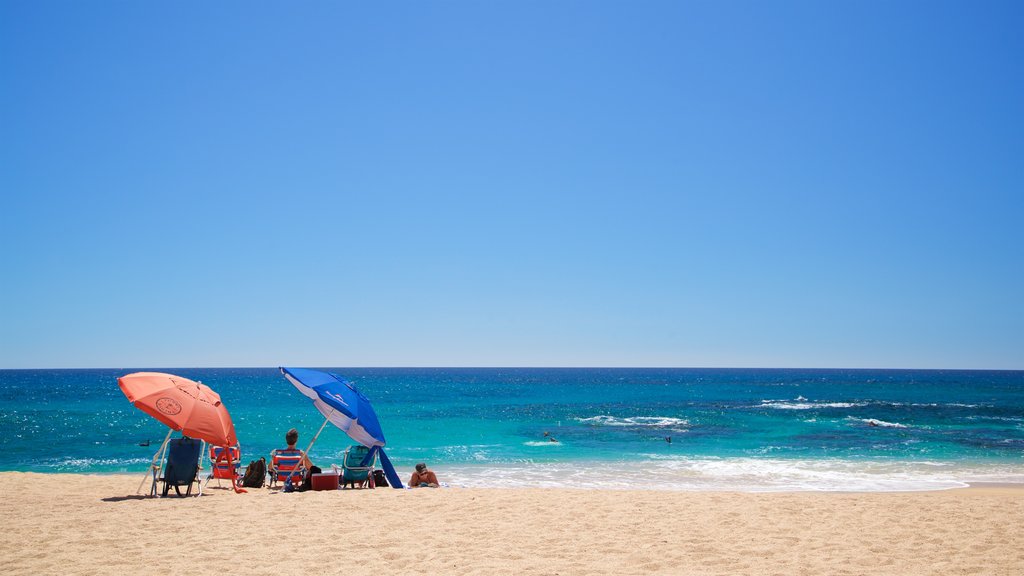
[118,372,238,447]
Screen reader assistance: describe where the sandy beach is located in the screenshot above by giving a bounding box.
[2,473,1022,575]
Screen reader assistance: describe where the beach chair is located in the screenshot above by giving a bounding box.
[157,437,202,497]
[204,445,241,489]
[269,448,306,488]
[341,445,376,489]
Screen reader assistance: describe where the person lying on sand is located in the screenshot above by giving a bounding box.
[409,462,439,487]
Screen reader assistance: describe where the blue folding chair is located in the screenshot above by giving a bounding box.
[157,437,202,497]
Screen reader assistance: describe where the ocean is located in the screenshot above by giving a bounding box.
[2,368,1023,491]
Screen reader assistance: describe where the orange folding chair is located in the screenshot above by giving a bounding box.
[269,448,306,488]
[204,445,241,489]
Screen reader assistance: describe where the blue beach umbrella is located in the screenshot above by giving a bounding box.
[279,367,403,488]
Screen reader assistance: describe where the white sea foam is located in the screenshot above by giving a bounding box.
[576,415,690,428]
[436,458,1024,492]
[850,417,908,428]
[523,441,563,447]
[49,457,150,471]
[760,400,868,410]
[760,400,982,411]
[871,401,985,409]
[966,415,1024,423]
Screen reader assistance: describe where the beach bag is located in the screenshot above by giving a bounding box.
[372,469,388,488]
[241,457,266,488]
[296,466,322,492]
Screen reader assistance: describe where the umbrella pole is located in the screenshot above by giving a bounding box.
[230,442,246,494]
[284,411,334,486]
[138,429,174,495]
[198,440,206,496]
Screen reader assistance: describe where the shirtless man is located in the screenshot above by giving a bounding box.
[409,462,439,487]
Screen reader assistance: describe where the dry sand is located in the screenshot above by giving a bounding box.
[2,472,1022,575]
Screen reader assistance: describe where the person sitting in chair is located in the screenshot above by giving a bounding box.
[284,428,314,469]
[270,428,315,489]
[409,462,439,488]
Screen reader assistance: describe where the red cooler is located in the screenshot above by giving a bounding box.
[311,473,339,491]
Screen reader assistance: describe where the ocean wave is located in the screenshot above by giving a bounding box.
[850,417,908,428]
[575,415,689,428]
[760,400,868,410]
[430,444,503,462]
[523,441,563,447]
[47,457,150,470]
[760,399,985,411]
[904,402,982,408]
[964,415,1024,423]
[436,457,1024,492]
[404,443,505,451]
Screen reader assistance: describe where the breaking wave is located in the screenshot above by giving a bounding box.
[850,418,908,428]
[438,457,1024,492]
[576,416,690,428]
[760,400,869,410]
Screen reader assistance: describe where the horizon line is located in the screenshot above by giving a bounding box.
[1,365,1022,372]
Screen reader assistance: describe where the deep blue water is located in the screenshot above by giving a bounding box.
[2,368,1023,491]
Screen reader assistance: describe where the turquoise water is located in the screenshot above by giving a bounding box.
[2,368,1023,491]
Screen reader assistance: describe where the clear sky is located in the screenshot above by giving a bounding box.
[1,1,1021,369]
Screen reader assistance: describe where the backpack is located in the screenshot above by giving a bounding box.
[241,457,267,488]
[295,466,322,492]
[372,469,388,488]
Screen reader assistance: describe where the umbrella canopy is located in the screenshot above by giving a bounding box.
[280,367,385,447]
[118,372,238,447]
[280,367,403,488]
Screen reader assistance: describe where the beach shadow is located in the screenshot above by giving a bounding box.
[101,493,213,501]
[101,495,151,502]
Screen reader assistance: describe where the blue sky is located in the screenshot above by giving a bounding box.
[1,1,1021,369]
